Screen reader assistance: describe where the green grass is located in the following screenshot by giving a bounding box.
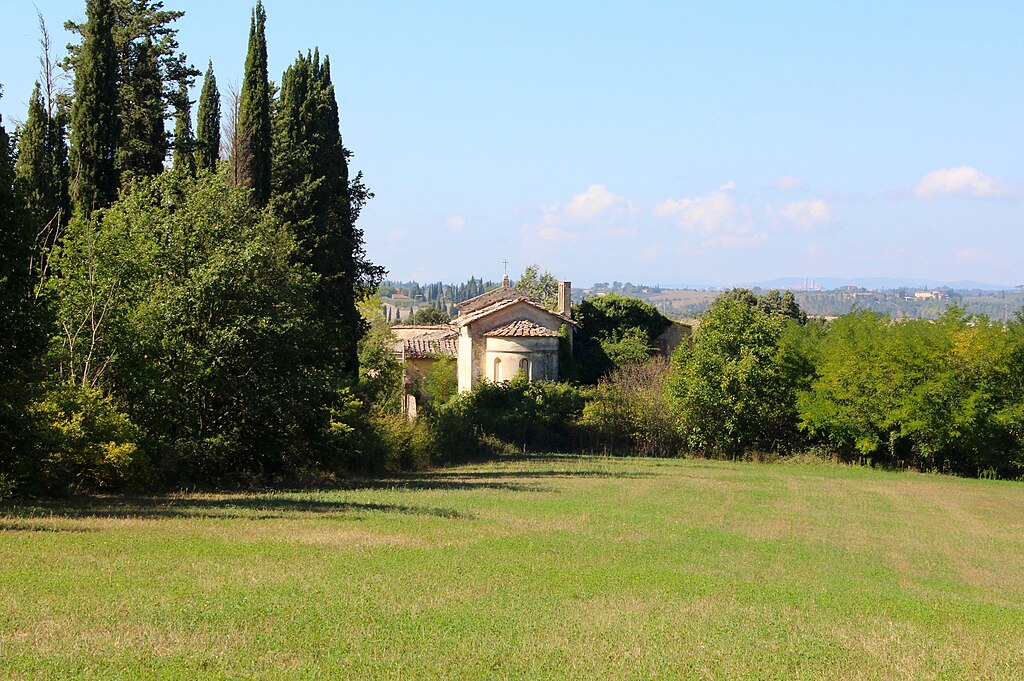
[2,456,1023,680]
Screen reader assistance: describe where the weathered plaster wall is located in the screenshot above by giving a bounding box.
[459,301,567,392]
[485,337,559,382]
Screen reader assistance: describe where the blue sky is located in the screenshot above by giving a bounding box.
[3,1,1022,287]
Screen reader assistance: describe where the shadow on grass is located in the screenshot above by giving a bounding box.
[0,494,473,525]
[0,455,654,528]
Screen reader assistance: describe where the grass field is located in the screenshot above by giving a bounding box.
[2,456,1023,680]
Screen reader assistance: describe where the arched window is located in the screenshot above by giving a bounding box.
[493,357,502,382]
[519,357,529,379]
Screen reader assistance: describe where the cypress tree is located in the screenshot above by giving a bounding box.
[0,92,47,476]
[273,50,383,377]
[15,82,68,230]
[236,2,272,204]
[117,37,166,180]
[69,0,120,217]
[172,80,195,176]
[14,84,48,225]
[194,60,220,172]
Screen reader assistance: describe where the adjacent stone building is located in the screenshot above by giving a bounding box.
[393,276,575,415]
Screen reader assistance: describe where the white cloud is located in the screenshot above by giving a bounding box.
[954,247,992,263]
[915,166,1020,200]
[534,184,639,242]
[778,199,834,230]
[653,181,765,248]
[562,184,629,222]
[445,215,465,232]
[775,175,804,191]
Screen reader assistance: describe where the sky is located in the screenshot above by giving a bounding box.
[2,1,1023,288]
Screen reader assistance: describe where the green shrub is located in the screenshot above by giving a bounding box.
[430,375,590,459]
[367,413,436,473]
[27,383,148,494]
[580,358,682,457]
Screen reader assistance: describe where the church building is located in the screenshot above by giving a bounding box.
[393,276,575,415]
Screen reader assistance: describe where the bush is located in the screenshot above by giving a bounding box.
[26,383,148,494]
[430,375,590,459]
[580,357,682,457]
[798,308,1024,477]
[365,413,436,473]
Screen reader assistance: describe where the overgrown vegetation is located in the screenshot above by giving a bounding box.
[424,289,1024,480]
[0,2,394,495]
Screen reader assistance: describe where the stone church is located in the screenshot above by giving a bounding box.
[392,276,575,415]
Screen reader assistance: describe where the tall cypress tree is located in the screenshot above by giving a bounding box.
[15,82,69,234]
[117,37,166,180]
[194,60,220,172]
[69,0,120,217]
[0,92,47,476]
[172,80,195,176]
[273,50,383,377]
[65,1,198,185]
[236,2,271,204]
[15,82,69,283]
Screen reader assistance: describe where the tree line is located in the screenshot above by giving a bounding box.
[1,0,384,495]
[415,290,1024,480]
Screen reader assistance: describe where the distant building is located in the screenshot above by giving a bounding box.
[393,275,576,417]
[913,290,949,301]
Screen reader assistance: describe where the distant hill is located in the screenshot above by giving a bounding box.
[741,277,1015,291]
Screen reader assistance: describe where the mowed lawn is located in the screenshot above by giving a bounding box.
[2,457,1023,680]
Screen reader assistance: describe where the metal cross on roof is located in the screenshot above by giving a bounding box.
[502,259,509,275]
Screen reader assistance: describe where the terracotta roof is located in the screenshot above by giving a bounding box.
[389,325,459,359]
[484,320,561,338]
[399,336,458,360]
[454,297,576,327]
[455,284,533,314]
[391,324,455,341]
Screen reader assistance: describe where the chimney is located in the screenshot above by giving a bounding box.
[558,281,571,318]
[502,273,510,287]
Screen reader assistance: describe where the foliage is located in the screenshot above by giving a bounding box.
[717,287,808,324]
[69,0,121,216]
[0,96,50,487]
[14,82,70,240]
[514,264,559,309]
[797,308,1023,476]
[65,0,198,208]
[422,355,458,408]
[272,49,384,377]
[115,37,166,180]
[669,291,817,455]
[356,296,403,414]
[236,1,271,204]
[194,60,220,172]
[572,293,672,384]
[49,171,345,485]
[25,382,147,494]
[580,357,682,457]
[171,79,194,175]
[363,412,435,473]
[430,375,589,458]
[404,306,452,325]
